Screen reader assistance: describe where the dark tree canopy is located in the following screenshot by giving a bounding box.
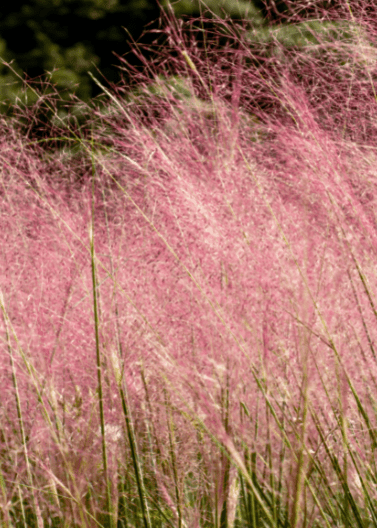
[0,0,161,102]
[0,0,371,137]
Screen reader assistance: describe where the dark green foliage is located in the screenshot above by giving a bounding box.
[0,0,160,101]
[0,0,366,146]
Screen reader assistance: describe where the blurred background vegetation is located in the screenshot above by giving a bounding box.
[0,0,370,145]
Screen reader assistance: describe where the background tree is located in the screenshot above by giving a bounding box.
[0,0,371,145]
[0,0,160,105]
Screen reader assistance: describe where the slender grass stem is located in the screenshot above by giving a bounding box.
[89,144,114,528]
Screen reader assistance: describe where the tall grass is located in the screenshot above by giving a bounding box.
[2,1,377,526]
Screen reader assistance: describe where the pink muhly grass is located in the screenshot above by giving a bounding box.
[2,1,377,526]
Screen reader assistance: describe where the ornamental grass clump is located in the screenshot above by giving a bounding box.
[2,1,377,526]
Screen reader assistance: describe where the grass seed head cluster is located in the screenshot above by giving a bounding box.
[2,1,377,527]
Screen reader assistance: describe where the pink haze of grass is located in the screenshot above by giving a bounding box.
[2,1,377,526]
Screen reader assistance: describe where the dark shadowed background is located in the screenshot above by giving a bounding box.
[0,0,364,145]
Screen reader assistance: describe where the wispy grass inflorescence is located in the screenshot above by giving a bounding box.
[2,1,377,526]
